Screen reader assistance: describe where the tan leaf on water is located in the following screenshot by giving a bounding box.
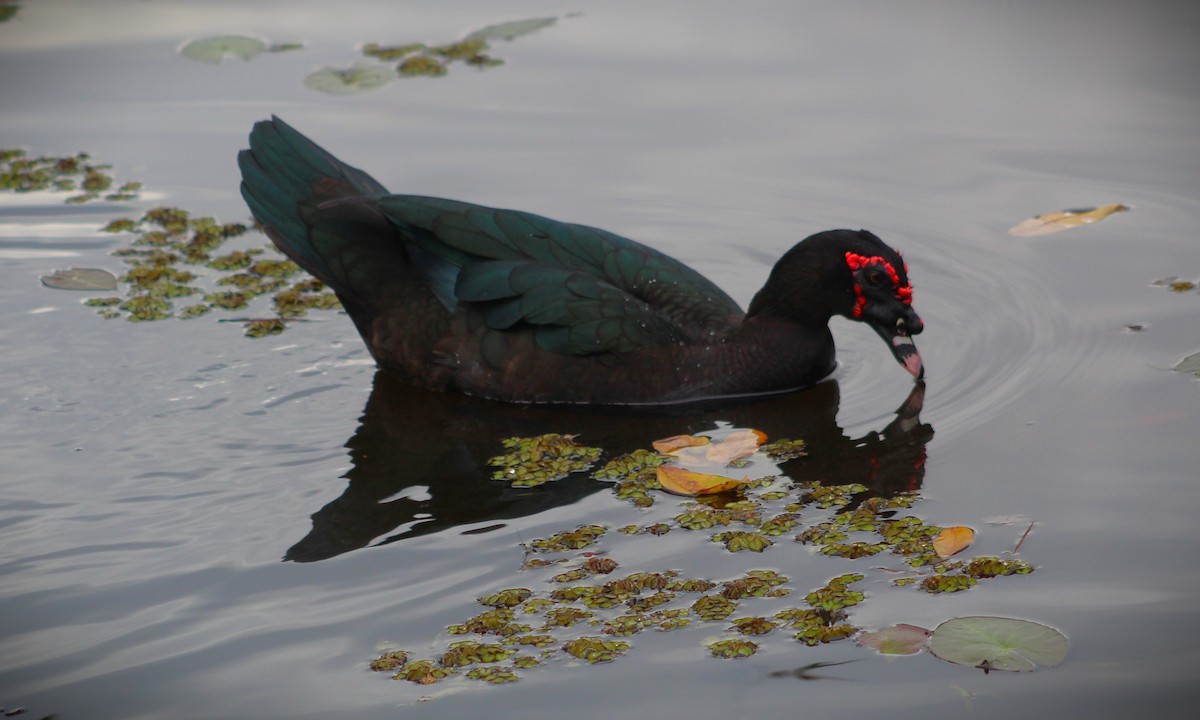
[704,429,767,464]
[652,434,711,454]
[656,465,745,496]
[1008,204,1129,237]
[932,526,976,558]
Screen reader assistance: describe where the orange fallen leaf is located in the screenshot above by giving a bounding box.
[704,429,767,464]
[656,465,745,496]
[932,526,976,558]
[652,434,711,454]
[1008,204,1129,237]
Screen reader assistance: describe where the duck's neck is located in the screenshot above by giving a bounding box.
[718,312,837,394]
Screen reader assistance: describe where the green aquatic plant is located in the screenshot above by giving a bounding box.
[1,147,141,204]
[489,434,602,487]
[708,638,759,658]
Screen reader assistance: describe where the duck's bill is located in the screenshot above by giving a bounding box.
[871,323,925,379]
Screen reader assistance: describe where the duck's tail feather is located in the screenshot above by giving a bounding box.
[238,116,399,304]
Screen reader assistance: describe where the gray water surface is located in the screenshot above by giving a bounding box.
[2,2,1198,718]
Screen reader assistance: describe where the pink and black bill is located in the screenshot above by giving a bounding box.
[845,251,924,379]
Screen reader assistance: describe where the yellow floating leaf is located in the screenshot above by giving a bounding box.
[1008,204,1129,237]
[656,465,745,496]
[932,526,976,558]
[652,434,711,454]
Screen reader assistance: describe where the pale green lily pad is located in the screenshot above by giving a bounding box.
[928,616,1067,672]
[856,623,931,655]
[303,63,395,95]
[180,35,268,65]
[1172,352,1200,377]
[42,268,118,291]
[465,17,556,42]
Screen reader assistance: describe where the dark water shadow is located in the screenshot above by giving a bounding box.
[284,371,933,562]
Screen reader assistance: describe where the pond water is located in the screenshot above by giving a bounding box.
[2,1,1198,718]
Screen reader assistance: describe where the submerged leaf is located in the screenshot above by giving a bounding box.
[928,616,1068,672]
[857,623,931,655]
[303,63,396,95]
[41,267,118,291]
[465,17,557,42]
[932,526,976,558]
[656,465,744,496]
[1008,204,1129,237]
[179,36,268,64]
[1172,352,1200,377]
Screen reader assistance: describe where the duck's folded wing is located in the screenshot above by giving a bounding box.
[377,196,744,339]
[455,259,686,355]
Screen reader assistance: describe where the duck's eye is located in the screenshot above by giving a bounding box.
[866,270,884,286]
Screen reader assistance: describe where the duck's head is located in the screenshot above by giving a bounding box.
[749,229,924,379]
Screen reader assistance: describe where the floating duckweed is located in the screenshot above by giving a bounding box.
[528,524,607,552]
[249,258,300,278]
[207,249,263,271]
[84,297,121,307]
[217,272,285,295]
[602,614,654,636]
[398,55,448,77]
[479,588,533,608]
[563,637,629,664]
[674,506,733,531]
[758,490,791,502]
[430,38,489,60]
[120,296,171,321]
[548,586,597,603]
[964,556,1034,578]
[465,666,520,683]
[521,558,554,570]
[820,541,888,559]
[794,522,847,545]
[204,291,251,310]
[369,650,409,672]
[592,448,669,481]
[775,607,842,630]
[448,608,526,636]
[892,577,917,586]
[799,483,868,508]
[363,42,426,60]
[394,659,453,684]
[243,318,287,337]
[730,617,779,636]
[505,634,555,648]
[651,609,691,631]
[713,531,772,553]
[103,218,139,233]
[707,638,759,658]
[667,577,717,593]
[760,512,801,536]
[512,655,541,669]
[761,438,807,461]
[518,598,554,614]
[835,507,880,532]
[720,570,788,599]
[805,587,865,612]
[552,568,589,583]
[795,622,858,646]
[1,148,139,204]
[440,641,515,667]
[490,434,602,487]
[624,572,674,591]
[626,591,675,612]
[692,595,737,621]
[177,304,212,319]
[920,575,978,594]
[542,607,594,628]
[583,557,619,574]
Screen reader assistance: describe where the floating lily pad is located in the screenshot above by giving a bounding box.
[1172,352,1200,377]
[465,17,557,42]
[856,623,931,655]
[303,63,396,95]
[928,616,1068,672]
[179,35,268,64]
[41,267,118,291]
